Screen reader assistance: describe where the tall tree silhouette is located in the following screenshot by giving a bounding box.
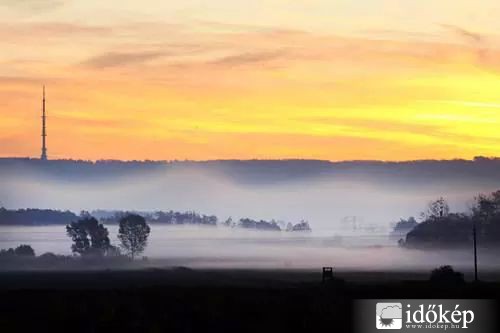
[118,214,151,259]
[420,197,450,221]
[66,217,111,256]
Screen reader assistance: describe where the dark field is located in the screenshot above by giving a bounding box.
[1,269,499,333]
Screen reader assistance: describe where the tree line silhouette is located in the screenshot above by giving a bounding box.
[5,156,500,185]
[0,209,311,268]
[397,190,500,248]
[99,210,218,226]
[0,213,152,267]
[0,208,78,225]
[66,213,150,259]
[0,207,311,232]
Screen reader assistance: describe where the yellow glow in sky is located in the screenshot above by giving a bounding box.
[1,1,500,161]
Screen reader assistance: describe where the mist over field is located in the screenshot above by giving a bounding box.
[2,158,500,272]
[1,158,500,233]
[2,224,500,272]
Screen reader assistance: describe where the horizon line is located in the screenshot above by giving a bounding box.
[0,155,499,164]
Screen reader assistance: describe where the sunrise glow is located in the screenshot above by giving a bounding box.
[2,0,500,161]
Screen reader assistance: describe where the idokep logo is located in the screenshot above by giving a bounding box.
[404,304,474,330]
[355,299,496,333]
[376,303,403,329]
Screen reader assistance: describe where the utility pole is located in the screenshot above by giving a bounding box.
[473,217,478,282]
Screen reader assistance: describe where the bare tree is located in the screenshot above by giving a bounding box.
[420,197,450,221]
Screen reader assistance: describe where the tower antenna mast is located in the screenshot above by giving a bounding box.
[40,86,48,161]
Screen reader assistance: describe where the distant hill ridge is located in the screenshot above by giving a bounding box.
[1,156,499,164]
[1,156,500,185]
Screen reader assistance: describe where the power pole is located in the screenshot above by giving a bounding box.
[41,86,47,161]
[473,217,478,282]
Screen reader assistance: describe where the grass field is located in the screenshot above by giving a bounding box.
[0,268,499,332]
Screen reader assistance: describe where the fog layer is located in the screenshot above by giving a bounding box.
[1,160,498,233]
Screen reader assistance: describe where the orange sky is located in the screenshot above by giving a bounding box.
[2,1,500,161]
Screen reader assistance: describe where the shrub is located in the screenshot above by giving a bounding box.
[429,265,465,284]
[14,244,35,257]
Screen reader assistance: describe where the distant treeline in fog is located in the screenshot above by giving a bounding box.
[0,207,311,232]
[394,189,500,248]
[0,208,77,225]
[2,156,500,184]
[95,210,218,226]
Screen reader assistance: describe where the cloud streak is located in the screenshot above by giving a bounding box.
[2,1,500,161]
[210,50,288,67]
[0,0,67,12]
[438,23,497,71]
[0,22,113,42]
[81,51,168,69]
[440,24,482,43]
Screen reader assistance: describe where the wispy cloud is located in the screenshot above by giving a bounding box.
[435,100,500,109]
[81,51,168,69]
[0,22,112,41]
[196,20,308,36]
[54,114,134,128]
[440,24,482,43]
[0,76,42,84]
[0,0,67,12]
[210,50,287,67]
[439,23,496,71]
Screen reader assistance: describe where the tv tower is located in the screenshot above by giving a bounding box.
[40,86,48,161]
